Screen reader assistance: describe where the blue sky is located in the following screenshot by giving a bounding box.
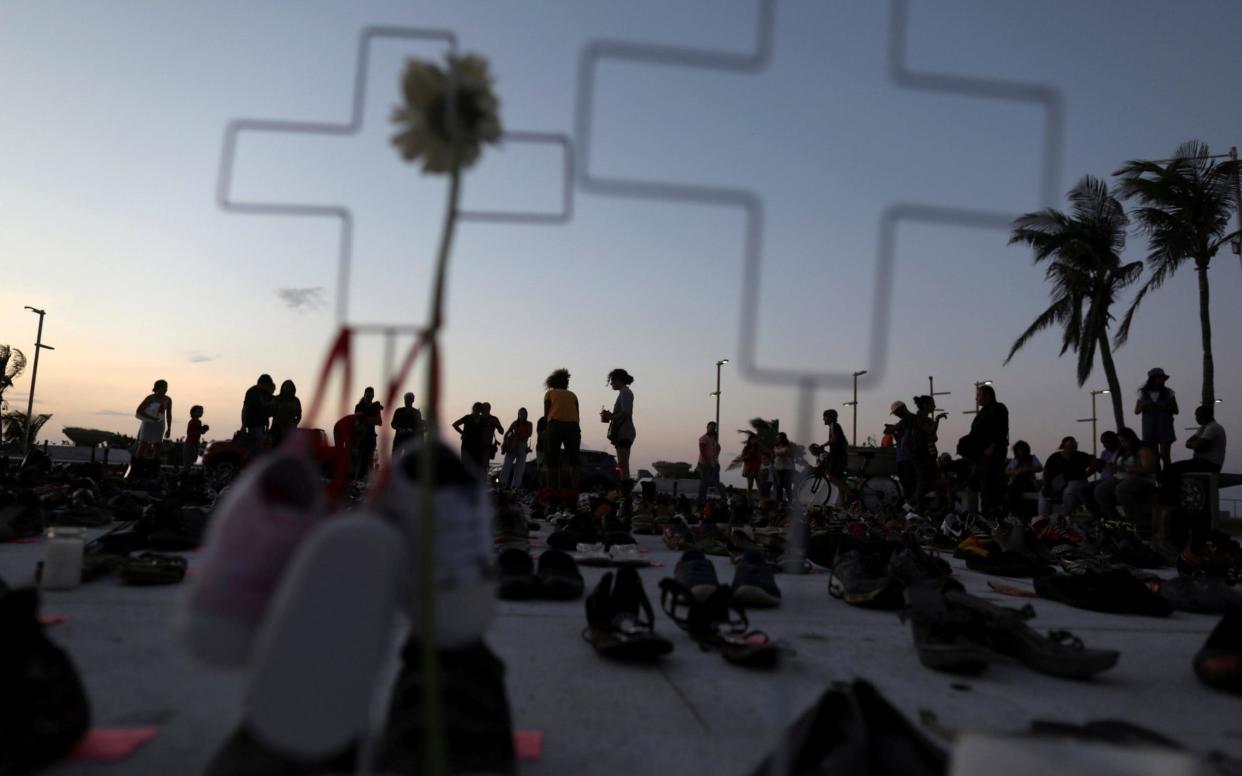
[1,0,1240,481]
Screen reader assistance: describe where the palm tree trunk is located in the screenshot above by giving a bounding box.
[1197,263,1215,406]
[1097,332,1125,431]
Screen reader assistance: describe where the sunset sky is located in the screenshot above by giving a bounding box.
[2,0,1241,482]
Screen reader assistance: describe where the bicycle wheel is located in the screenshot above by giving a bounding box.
[859,475,901,513]
[795,471,835,509]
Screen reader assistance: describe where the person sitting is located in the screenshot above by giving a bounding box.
[1161,405,1227,506]
[1093,427,1160,534]
[935,453,971,515]
[1004,440,1043,519]
[1079,430,1120,520]
[1038,436,1095,523]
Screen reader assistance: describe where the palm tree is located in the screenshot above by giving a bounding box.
[0,411,52,449]
[1006,175,1142,431]
[1114,140,1241,406]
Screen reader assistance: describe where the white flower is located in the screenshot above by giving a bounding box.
[391,54,502,173]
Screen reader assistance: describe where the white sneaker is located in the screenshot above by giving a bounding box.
[369,440,495,648]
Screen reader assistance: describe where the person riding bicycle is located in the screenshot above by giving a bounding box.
[817,409,855,506]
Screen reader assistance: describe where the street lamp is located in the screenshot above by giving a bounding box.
[22,307,54,455]
[962,380,993,415]
[710,359,729,438]
[1077,389,1110,455]
[843,370,867,443]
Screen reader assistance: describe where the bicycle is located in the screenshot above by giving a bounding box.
[795,445,904,515]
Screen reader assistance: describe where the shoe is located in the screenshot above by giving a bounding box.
[369,440,495,649]
[205,726,357,776]
[659,580,790,668]
[1195,609,1242,694]
[119,553,188,586]
[1033,569,1173,617]
[582,568,673,661]
[829,542,903,610]
[944,590,1119,679]
[179,451,327,667]
[887,543,951,588]
[535,549,584,600]
[731,550,782,608]
[547,512,600,552]
[0,587,92,775]
[376,639,516,775]
[496,549,537,601]
[674,549,720,602]
[902,581,990,675]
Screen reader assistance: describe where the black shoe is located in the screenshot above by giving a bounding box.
[1033,569,1173,618]
[1195,608,1242,694]
[829,542,904,610]
[583,568,673,661]
[748,680,946,776]
[0,587,92,776]
[535,549,585,601]
[674,549,720,602]
[496,549,537,601]
[377,639,516,776]
[731,550,782,608]
[658,580,789,669]
[944,590,1119,679]
[546,511,599,551]
[901,582,990,675]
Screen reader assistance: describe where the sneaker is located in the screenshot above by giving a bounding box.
[179,451,327,667]
[731,550,782,608]
[674,549,720,602]
[369,441,495,648]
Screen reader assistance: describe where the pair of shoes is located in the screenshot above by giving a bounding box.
[676,549,781,607]
[658,576,791,668]
[497,549,583,600]
[582,567,673,661]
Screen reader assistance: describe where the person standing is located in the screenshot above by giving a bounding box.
[270,380,302,446]
[499,408,533,490]
[183,405,208,470]
[454,403,488,470]
[134,379,172,471]
[481,402,505,462]
[600,368,636,483]
[542,370,581,490]
[1136,368,1179,469]
[391,392,423,453]
[241,374,276,458]
[821,409,855,506]
[697,421,722,504]
[740,434,763,499]
[964,383,1009,518]
[907,396,940,512]
[772,432,795,505]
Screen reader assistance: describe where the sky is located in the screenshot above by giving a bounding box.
[1,0,1241,486]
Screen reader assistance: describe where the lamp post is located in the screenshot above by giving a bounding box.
[962,380,993,415]
[1077,389,1110,455]
[22,307,54,455]
[710,359,729,438]
[842,369,867,443]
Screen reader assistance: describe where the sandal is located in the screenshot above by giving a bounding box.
[119,553,188,586]
[582,568,673,661]
[944,590,1119,679]
[659,579,791,668]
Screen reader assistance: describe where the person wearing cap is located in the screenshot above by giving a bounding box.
[889,401,915,502]
[1135,368,1179,468]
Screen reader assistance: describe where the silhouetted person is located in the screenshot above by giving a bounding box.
[354,396,382,479]
[453,403,488,470]
[601,368,636,482]
[499,407,533,490]
[1004,440,1043,519]
[1136,367,1178,469]
[391,392,423,453]
[242,374,275,457]
[542,369,581,490]
[965,384,1009,518]
[183,405,208,470]
[481,402,505,462]
[697,421,722,503]
[134,379,172,473]
[1162,405,1227,506]
[270,380,302,446]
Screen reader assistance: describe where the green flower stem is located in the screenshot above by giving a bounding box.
[417,158,461,776]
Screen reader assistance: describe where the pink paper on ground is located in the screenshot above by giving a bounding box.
[514,730,543,761]
[39,614,67,626]
[68,727,157,761]
[7,537,40,544]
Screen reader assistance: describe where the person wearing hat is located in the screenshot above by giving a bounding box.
[889,401,916,502]
[1136,368,1179,468]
